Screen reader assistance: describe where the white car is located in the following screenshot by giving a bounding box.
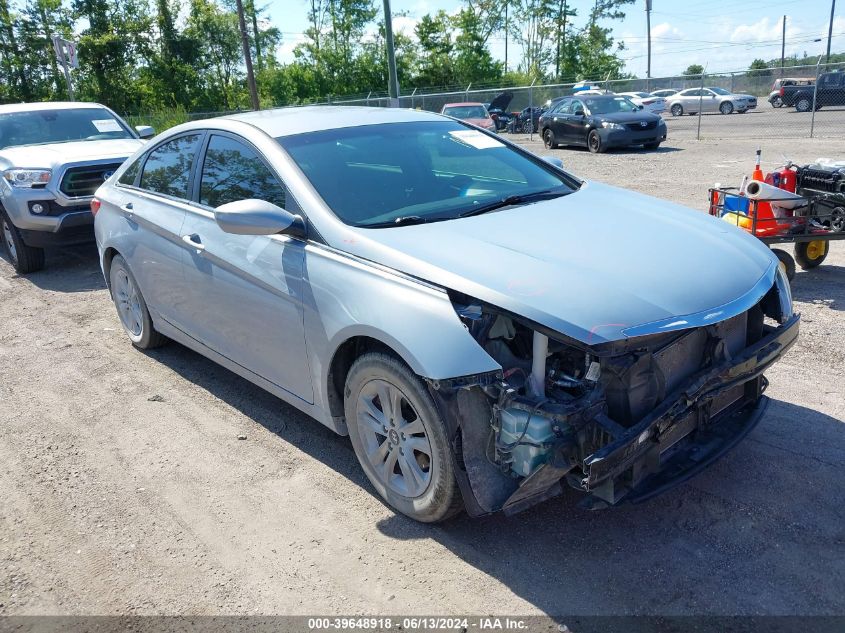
[668,87,758,116]
[618,91,667,115]
[650,89,678,99]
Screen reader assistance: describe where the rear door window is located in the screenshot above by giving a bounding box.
[139,133,202,199]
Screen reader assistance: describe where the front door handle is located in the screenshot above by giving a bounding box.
[121,202,134,220]
[181,233,205,252]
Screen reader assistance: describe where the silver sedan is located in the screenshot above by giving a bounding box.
[93,106,797,522]
[669,87,758,116]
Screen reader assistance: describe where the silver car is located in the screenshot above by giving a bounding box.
[669,87,758,116]
[94,106,798,522]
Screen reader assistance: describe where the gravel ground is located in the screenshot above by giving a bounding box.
[1,136,844,617]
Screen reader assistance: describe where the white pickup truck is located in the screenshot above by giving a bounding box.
[0,102,153,273]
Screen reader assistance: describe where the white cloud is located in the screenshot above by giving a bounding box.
[731,16,800,43]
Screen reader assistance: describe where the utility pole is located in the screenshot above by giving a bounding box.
[504,4,508,73]
[645,0,652,90]
[235,0,260,111]
[781,15,786,76]
[382,0,400,105]
[826,0,836,63]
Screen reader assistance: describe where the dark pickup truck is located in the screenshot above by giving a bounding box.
[781,70,845,112]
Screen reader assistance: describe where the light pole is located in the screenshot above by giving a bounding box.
[826,0,836,63]
[645,0,652,90]
[382,0,400,106]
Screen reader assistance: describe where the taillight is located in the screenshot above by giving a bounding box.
[779,86,785,96]
[90,198,101,216]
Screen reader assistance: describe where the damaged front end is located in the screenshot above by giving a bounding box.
[428,269,799,516]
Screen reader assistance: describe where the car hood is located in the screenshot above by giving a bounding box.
[488,91,514,112]
[733,93,756,100]
[0,139,144,170]
[460,117,493,127]
[597,111,662,124]
[339,181,777,345]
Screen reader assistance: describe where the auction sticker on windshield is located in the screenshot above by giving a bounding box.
[448,129,503,149]
[92,119,122,133]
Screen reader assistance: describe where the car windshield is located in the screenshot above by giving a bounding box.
[0,108,133,149]
[442,105,489,119]
[709,87,730,95]
[278,121,578,228]
[580,96,638,114]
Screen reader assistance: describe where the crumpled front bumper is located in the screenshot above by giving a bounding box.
[579,313,800,508]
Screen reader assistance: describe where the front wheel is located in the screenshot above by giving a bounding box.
[345,353,463,523]
[720,101,734,115]
[543,128,558,149]
[644,142,661,150]
[670,104,683,116]
[794,240,828,270]
[587,129,605,153]
[108,254,167,349]
[1,211,45,274]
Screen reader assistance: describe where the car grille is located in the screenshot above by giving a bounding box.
[626,121,658,131]
[59,163,123,197]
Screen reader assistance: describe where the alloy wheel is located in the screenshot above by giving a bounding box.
[2,218,18,265]
[356,379,433,498]
[113,268,144,337]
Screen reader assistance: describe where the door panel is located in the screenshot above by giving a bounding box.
[178,132,314,402]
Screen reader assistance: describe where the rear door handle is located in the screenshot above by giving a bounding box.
[181,233,205,252]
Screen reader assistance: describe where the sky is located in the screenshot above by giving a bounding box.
[273,0,844,78]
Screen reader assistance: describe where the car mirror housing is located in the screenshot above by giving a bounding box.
[543,156,565,170]
[214,199,305,238]
[574,108,585,116]
[135,125,155,139]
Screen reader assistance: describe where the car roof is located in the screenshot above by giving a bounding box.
[441,102,485,108]
[223,105,447,138]
[0,101,109,114]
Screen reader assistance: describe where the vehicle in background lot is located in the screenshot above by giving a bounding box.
[539,94,667,153]
[440,102,496,131]
[617,91,667,115]
[483,91,514,131]
[94,105,798,523]
[650,89,678,99]
[768,78,814,108]
[668,87,757,116]
[507,106,545,134]
[0,102,153,274]
[780,71,845,112]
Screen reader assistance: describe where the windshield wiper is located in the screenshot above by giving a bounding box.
[358,215,429,229]
[458,189,569,218]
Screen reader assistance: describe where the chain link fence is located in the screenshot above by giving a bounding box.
[322,62,845,141]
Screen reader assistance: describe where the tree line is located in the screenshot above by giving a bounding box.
[0,0,637,116]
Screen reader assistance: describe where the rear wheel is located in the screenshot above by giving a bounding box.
[587,129,604,153]
[795,97,812,112]
[345,353,463,523]
[794,240,828,270]
[771,96,784,108]
[670,104,683,116]
[108,254,167,349]
[772,248,796,281]
[1,211,45,274]
[542,128,558,149]
[720,101,734,115]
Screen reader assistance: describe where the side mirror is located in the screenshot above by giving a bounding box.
[135,125,155,139]
[543,156,564,170]
[214,199,306,238]
[574,108,585,117]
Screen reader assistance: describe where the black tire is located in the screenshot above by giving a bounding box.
[720,101,734,115]
[108,254,167,349]
[771,96,784,108]
[670,104,683,116]
[344,352,463,523]
[1,210,45,274]
[772,248,796,281]
[587,129,604,153]
[542,128,558,149]
[795,96,812,112]
[794,241,829,270]
[644,142,661,150]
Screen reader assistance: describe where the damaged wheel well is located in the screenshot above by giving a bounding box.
[326,336,406,419]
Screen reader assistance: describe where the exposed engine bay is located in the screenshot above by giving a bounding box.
[429,279,799,516]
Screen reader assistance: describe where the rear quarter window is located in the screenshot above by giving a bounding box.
[139,133,202,199]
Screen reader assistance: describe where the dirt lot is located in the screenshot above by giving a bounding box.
[1,137,844,617]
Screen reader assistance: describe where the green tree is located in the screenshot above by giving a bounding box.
[683,63,704,76]
[414,11,454,87]
[748,58,771,77]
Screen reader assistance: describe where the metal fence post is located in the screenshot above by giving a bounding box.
[410,87,417,109]
[810,57,822,138]
[729,72,734,94]
[696,71,705,141]
[465,83,471,102]
[529,78,536,140]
